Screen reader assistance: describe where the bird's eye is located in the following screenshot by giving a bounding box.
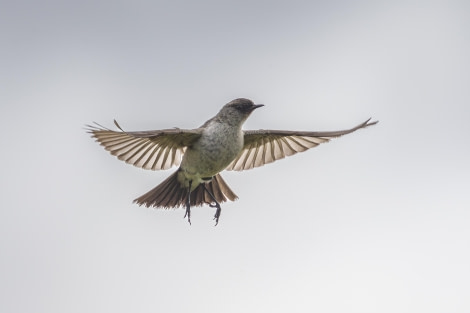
[236,104,249,113]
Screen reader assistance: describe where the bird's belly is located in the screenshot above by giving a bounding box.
[179,129,242,184]
[183,144,239,176]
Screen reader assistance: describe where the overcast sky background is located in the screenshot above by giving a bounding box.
[1,1,469,312]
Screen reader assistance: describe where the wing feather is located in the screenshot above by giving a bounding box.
[86,120,202,171]
[226,118,378,171]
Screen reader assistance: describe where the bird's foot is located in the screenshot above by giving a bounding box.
[210,202,222,226]
[184,180,192,225]
[184,204,191,225]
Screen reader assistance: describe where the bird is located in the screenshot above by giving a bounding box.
[86,98,377,225]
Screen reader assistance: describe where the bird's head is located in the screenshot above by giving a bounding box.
[217,98,264,125]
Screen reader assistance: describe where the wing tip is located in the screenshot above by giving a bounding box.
[365,118,379,127]
[113,119,125,132]
[84,121,115,132]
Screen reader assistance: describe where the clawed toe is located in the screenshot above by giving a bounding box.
[213,203,221,226]
[184,205,191,225]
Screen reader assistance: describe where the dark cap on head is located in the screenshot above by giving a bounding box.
[226,98,264,114]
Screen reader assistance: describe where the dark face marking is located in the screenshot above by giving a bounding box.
[229,99,263,114]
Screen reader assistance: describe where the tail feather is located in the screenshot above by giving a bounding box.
[161,174,184,207]
[213,174,238,201]
[133,170,238,209]
[135,171,181,208]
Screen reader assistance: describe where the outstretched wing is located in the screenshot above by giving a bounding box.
[226,118,378,171]
[86,120,203,170]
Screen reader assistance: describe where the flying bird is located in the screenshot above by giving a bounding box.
[87,98,377,225]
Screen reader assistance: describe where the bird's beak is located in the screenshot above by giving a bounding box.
[252,104,264,110]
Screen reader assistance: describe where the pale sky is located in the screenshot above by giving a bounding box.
[1,1,469,312]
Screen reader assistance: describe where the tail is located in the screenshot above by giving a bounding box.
[133,170,238,209]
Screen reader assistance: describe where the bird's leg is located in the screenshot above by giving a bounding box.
[184,180,192,225]
[202,184,222,226]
